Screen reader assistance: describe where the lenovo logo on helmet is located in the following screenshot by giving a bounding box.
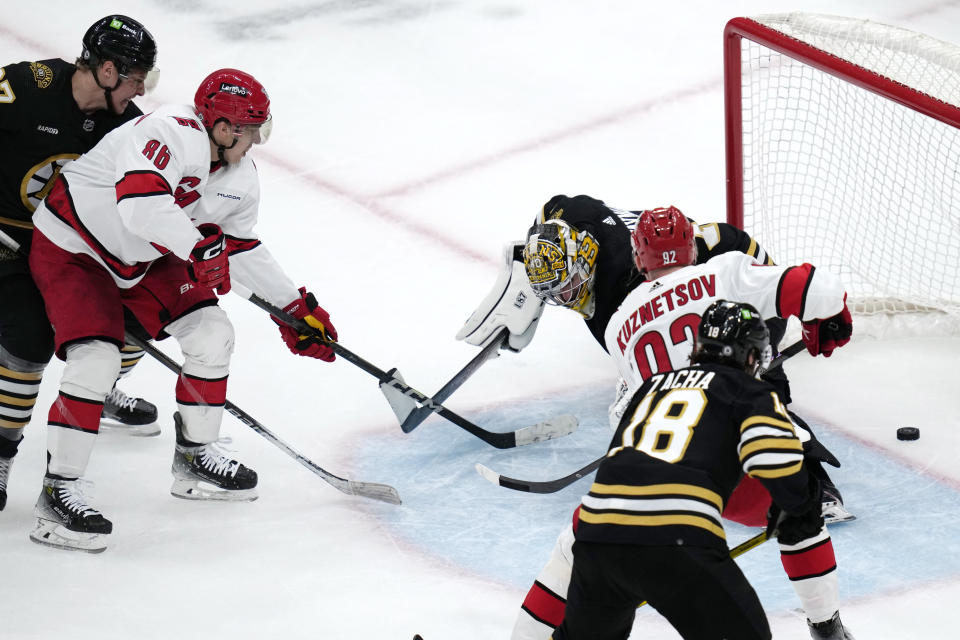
[219,83,249,96]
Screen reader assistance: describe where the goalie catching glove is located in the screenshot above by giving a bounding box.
[456,241,545,352]
[274,287,338,362]
[802,302,852,357]
[188,223,231,294]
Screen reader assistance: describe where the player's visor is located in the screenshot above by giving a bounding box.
[235,114,272,145]
[119,68,160,93]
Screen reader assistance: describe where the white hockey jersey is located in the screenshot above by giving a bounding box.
[33,104,208,287]
[193,157,298,308]
[603,251,847,390]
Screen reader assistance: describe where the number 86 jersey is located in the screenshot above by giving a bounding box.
[32,104,209,288]
[602,251,847,391]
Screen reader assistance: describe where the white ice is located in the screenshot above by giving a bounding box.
[1,1,958,639]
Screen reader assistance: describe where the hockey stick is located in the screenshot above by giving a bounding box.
[127,335,402,505]
[477,340,806,493]
[243,291,578,449]
[0,228,568,450]
[394,329,507,433]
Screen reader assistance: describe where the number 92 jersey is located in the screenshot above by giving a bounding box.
[575,363,813,551]
[603,251,846,390]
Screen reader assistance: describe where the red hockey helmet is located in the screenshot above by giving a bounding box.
[630,206,697,274]
[194,69,271,141]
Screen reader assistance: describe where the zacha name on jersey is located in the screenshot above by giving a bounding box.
[613,274,717,354]
[643,368,716,393]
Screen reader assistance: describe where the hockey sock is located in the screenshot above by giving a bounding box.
[779,526,839,623]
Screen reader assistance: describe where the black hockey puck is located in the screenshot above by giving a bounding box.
[897,427,920,441]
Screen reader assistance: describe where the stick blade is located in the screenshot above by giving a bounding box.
[379,368,419,431]
[474,463,536,493]
[512,414,578,447]
[475,455,602,494]
[475,462,503,486]
[345,480,403,505]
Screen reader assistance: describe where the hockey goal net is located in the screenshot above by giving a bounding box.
[725,13,960,336]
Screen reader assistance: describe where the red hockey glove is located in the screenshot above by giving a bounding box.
[187,223,231,294]
[274,287,337,362]
[801,303,852,357]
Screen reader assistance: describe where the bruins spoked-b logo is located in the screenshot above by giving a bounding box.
[29,62,53,89]
[20,154,79,212]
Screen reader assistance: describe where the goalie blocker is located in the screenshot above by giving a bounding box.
[456,241,545,352]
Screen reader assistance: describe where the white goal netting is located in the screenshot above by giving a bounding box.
[729,13,960,336]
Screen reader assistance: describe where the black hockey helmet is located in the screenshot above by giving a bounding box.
[81,15,157,75]
[693,300,771,373]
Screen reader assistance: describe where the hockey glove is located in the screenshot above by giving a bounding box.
[187,223,231,294]
[801,303,852,357]
[274,287,338,362]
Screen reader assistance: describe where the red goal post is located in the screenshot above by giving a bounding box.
[724,14,960,332]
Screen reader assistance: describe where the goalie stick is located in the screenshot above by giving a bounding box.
[243,290,578,449]
[128,335,402,505]
[477,340,805,493]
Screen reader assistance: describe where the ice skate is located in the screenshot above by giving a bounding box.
[29,476,112,553]
[170,413,257,501]
[0,455,12,511]
[808,611,855,639]
[821,480,856,524]
[100,385,160,436]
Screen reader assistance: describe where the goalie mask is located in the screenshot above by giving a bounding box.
[693,300,772,375]
[523,220,599,316]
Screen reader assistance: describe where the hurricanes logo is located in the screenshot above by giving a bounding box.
[20,154,79,212]
[29,62,53,89]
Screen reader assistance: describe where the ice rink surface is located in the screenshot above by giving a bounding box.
[1,1,959,638]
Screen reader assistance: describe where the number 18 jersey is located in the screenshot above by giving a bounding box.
[575,363,813,551]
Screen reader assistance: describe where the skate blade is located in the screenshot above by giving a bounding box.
[170,479,258,502]
[29,519,108,553]
[99,418,161,437]
[822,502,856,524]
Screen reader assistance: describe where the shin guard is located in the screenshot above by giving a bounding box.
[47,341,120,478]
[779,526,840,624]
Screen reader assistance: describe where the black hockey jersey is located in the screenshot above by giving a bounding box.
[575,363,815,551]
[0,58,141,255]
[532,195,777,348]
